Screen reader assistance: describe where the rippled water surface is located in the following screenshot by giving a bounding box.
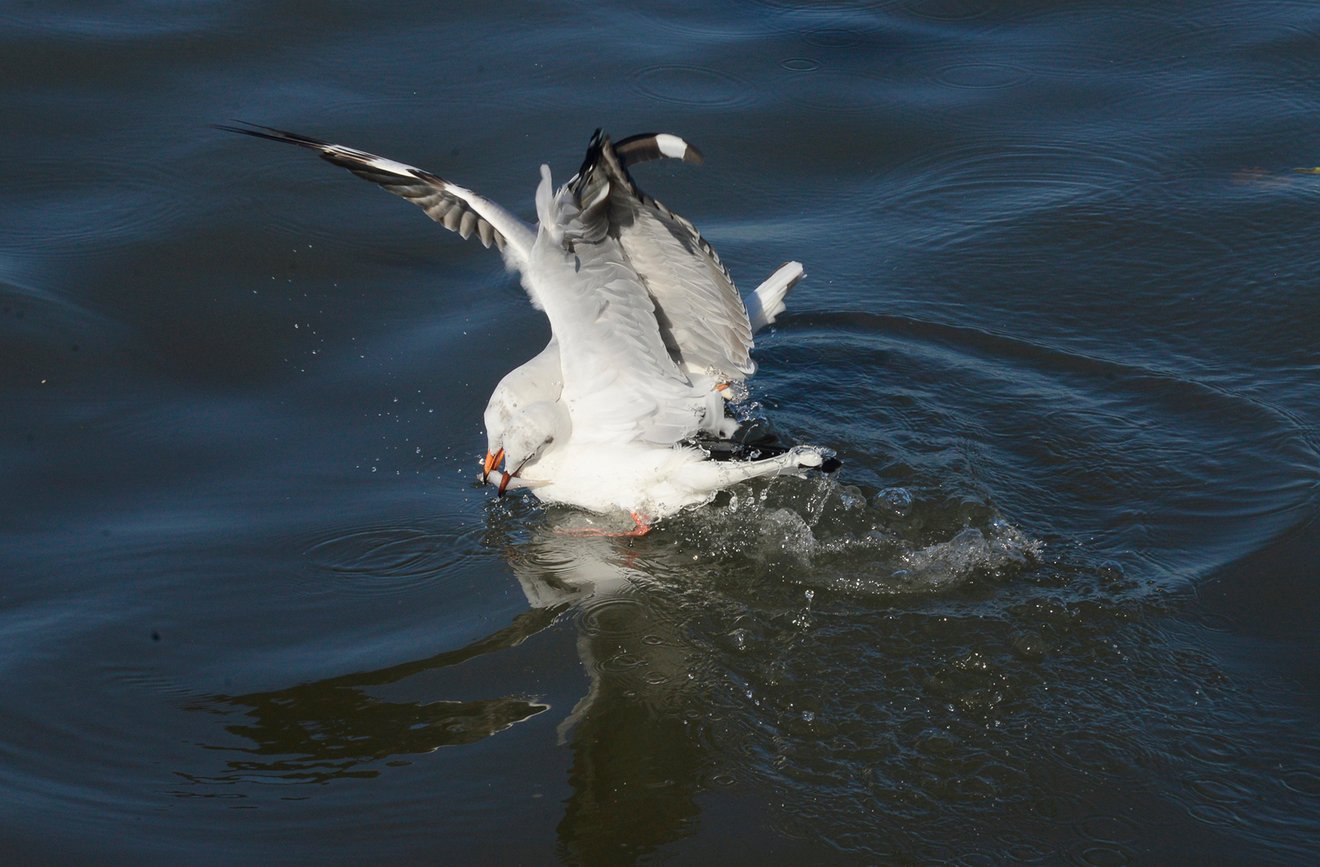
[3,1,1319,862]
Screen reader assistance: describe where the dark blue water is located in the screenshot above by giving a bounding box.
[3,1,1318,862]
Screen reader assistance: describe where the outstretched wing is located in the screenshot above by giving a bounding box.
[584,132,756,384]
[217,122,535,269]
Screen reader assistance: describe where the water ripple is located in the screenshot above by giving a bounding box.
[934,61,1031,89]
[779,57,821,72]
[801,26,871,48]
[0,156,192,261]
[878,138,1166,248]
[577,595,649,639]
[763,312,1318,589]
[631,65,755,108]
[780,69,891,114]
[304,521,486,595]
[899,0,995,21]
[1077,812,1139,845]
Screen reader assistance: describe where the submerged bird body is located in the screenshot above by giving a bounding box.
[222,123,825,521]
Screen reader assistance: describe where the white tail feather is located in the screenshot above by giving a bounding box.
[746,261,804,333]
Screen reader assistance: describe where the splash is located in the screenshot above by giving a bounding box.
[666,474,1042,596]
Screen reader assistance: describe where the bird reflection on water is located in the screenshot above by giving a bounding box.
[179,475,1040,859]
[178,606,560,784]
[179,509,732,859]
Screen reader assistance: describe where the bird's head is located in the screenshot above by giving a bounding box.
[496,401,568,496]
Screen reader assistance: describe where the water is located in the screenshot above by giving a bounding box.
[3,0,1318,862]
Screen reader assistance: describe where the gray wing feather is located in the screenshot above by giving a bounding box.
[217,123,534,265]
[596,138,755,382]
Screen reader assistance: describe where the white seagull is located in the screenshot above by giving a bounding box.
[221,123,828,529]
[481,260,805,490]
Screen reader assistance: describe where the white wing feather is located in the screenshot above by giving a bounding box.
[528,167,704,446]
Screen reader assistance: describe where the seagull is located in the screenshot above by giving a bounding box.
[482,258,804,491]
[220,123,828,527]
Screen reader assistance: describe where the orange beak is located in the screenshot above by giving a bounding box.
[497,454,532,497]
[481,447,504,484]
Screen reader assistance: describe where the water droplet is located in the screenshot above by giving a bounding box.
[876,487,913,514]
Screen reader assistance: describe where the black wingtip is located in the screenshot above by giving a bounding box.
[577,128,610,171]
[568,128,615,205]
[212,121,333,151]
[212,119,276,137]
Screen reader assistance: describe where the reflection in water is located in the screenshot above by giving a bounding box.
[172,460,1320,860]
[556,635,704,864]
[180,604,563,785]
[181,508,719,858]
[517,488,1042,860]
[507,517,713,862]
[180,476,1037,858]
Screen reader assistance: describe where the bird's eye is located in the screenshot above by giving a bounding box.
[544,435,555,444]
